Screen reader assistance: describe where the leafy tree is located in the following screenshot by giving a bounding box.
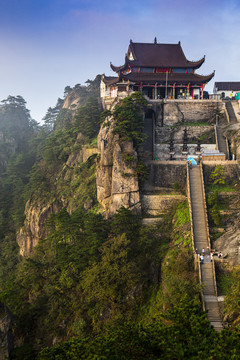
[38,297,240,360]
[207,190,221,226]
[112,92,148,148]
[209,165,226,185]
[74,97,102,139]
[42,98,64,132]
[224,267,240,323]
[64,86,72,97]
[82,233,140,328]
[0,95,37,151]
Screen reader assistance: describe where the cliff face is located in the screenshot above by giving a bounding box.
[17,200,62,257]
[97,118,141,217]
[17,141,99,257]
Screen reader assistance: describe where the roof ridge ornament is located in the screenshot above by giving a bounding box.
[154,37,157,44]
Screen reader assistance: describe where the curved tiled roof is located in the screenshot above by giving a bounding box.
[214,82,240,91]
[128,41,205,68]
[120,71,215,85]
[110,40,206,72]
[110,63,126,72]
[102,75,119,85]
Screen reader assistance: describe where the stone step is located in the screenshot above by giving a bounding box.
[189,166,223,329]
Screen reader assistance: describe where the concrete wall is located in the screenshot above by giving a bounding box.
[155,125,214,144]
[202,161,239,184]
[231,100,240,121]
[145,161,187,190]
[144,160,239,192]
[150,100,224,127]
[142,194,186,215]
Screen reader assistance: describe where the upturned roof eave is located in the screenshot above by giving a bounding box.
[119,71,215,85]
[186,56,205,69]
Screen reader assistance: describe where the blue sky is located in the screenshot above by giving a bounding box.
[0,0,239,122]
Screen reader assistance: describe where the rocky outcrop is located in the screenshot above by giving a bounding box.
[17,200,62,257]
[62,89,84,113]
[66,145,98,168]
[213,211,240,266]
[97,119,141,217]
[222,123,240,160]
[0,303,13,360]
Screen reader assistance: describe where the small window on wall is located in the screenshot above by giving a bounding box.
[128,51,134,60]
[187,68,193,73]
[111,88,117,98]
[172,68,185,73]
[140,67,154,72]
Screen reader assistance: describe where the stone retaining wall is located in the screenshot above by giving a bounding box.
[155,125,214,144]
[150,100,224,127]
[145,162,187,190]
[202,161,239,184]
[142,194,186,215]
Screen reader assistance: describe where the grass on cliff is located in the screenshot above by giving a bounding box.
[205,184,237,193]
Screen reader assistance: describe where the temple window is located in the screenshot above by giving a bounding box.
[140,67,154,72]
[172,68,186,73]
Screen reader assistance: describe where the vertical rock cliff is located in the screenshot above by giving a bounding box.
[96,118,141,217]
[17,200,62,257]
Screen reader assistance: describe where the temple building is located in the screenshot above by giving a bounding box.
[101,39,214,106]
[213,82,240,99]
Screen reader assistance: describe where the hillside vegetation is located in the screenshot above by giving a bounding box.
[0,80,240,359]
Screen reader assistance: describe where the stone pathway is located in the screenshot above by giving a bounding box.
[225,101,238,124]
[189,165,223,331]
[216,126,228,159]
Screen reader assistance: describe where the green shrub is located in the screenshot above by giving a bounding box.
[173,182,179,191]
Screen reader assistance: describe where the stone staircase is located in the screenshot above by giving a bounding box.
[225,101,238,124]
[189,165,223,331]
